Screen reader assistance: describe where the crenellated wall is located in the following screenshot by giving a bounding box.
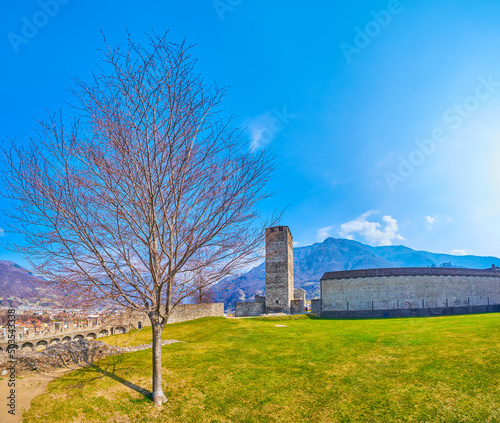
[1,303,224,352]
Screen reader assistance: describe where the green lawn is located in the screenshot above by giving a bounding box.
[24,313,500,422]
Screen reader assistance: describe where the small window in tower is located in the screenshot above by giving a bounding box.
[279,227,283,231]
[270,228,275,232]
[275,300,279,304]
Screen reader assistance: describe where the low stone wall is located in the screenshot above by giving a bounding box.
[235,301,265,317]
[311,299,322,315]
[319,304,500,319]
[0,339,180,375]
[290,299,303,314]
[128,303,225,327]
[168,303,224,324]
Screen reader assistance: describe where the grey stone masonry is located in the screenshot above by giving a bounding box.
[265,226,294,313]
[311,299,322,315]
[0,339,180,375]
[320,267,500,318]
[294,288,306,304]
[320,305,500,319]
[235,301,265,317]
[168,303,224,324]
[290,299,304,314]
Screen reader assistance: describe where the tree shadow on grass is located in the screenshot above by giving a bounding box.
[52,353,152,400]
[88,362,152,398]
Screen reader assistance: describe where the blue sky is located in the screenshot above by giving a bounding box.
[2,0,500,264]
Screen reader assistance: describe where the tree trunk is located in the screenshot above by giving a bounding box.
[151,322,168,405]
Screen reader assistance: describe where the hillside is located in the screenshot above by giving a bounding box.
[215,238,500,309]
[0,260,57,307]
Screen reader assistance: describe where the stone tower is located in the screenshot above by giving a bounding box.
[265,226,294,313]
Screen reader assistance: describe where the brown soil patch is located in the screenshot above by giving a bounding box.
[0,367,77,422]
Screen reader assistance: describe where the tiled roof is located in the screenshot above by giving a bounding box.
[321,267,500,280]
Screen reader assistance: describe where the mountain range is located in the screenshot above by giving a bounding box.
[3,239,500,311]
[0,260,58,308]
[215,238,500,310]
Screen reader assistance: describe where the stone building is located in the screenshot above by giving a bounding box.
[312,266,500,318]
[235,226,304,316]
[294,288,306,306]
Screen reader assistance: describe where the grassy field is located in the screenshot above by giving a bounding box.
[24,313,500,422]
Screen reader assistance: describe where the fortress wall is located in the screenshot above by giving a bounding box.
[290,299,303,314]
[320,305,500,319]
[255,295,266,303]
[321,275,500,312]
[235,301,265,317]
[130,303,225,327]
[168,303,225,324]
[311,299,322,315]
[0,305,224,350]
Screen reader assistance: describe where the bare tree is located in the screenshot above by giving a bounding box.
[1,32,276,405]
[190,275,216,304]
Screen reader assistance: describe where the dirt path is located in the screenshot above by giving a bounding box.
[0,367,75,423]
[0,339,180,421]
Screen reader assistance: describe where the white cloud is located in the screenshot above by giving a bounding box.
[244,112,279,152]
[425,215,438,229]
[317,226,333,242]
[338,211,404,246]
[450,249,469,256]
[244,107,296,151]
[426,215,436,225]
